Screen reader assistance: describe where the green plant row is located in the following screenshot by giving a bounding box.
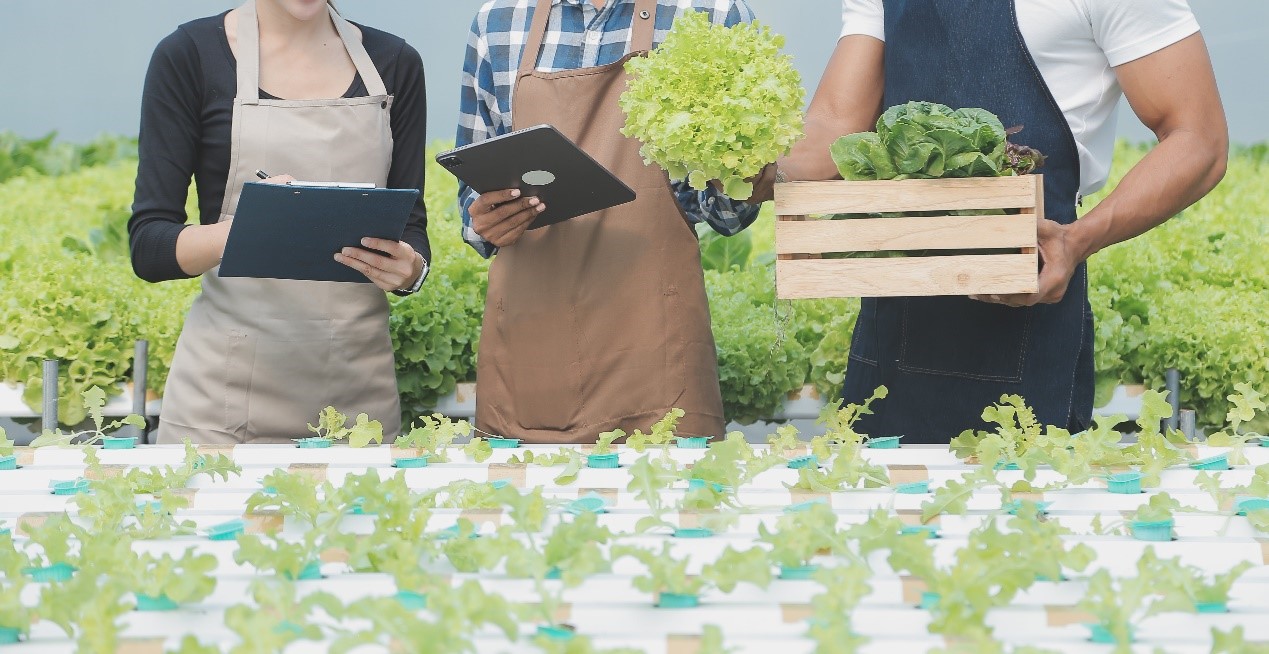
[0,141,1264,428]
[0,131,138,185]
[0,389,1265,652]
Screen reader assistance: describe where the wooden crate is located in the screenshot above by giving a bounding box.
[775,176,1042,299]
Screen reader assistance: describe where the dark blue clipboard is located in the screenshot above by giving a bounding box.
[219,182,419,284]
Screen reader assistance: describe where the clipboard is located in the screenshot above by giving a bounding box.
[435,124,636,230]
[219,182,419,284]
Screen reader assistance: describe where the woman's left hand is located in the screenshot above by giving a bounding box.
[335,238,424,292]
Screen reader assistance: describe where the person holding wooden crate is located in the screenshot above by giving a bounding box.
[762,0,1228,441]
[455,0,771,443]
[129,0,431,444]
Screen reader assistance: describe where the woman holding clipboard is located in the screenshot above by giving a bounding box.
[128,0,430,444]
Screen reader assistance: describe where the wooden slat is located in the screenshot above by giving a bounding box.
[775,176,1041,215]
[776,254,1038,299]
[776,214,1036,254]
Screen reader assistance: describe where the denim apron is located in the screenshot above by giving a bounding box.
[841,0,1095,443]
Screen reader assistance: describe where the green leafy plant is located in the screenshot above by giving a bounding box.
[706,267,809,424]
[233,531,326,581]
[395,413,472,461]
[757,500,844,569]
[0,570,33,639]
[224,580,344,653]
[303,406,384,447]
[1210,626,1269,654]
[699,546,773,593]
[627,453,686,534]
[620,10,804,198]
[887,508,1093,640]
[684,432,783,511]
[790,442,890,492]
[124,439,241,494]
[1150,559,1253,612]
[1077,549,1189,652]
[507,448,588,486]
[614,542,704,600]
[592,429,625,456]
[625,409,686,452]
[831,102,1030,181]
[246,470,347,530]
[806,565,872,654]
[37,573,134,653]
[462,436,494,462]
[22,513,84,569]
[120,549,219,606]
[75,475,198,539]
[28,386,145,448]
[543,511,613,586]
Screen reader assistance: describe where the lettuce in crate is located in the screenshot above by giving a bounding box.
[831,101,1044,181]
[619,10,804,199]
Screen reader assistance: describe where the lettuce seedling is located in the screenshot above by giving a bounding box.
[119,549,218,606]
[627,454,684,534]
[1077,549,1190,652]
[225,580,344,653]
[303,406,383,448]
[0,542,35,642]
[544,511,613,586]
[591,429,625,456]
[507,448,588,486]
[757,501,844,570]
[806,565,872,654]
[28,386,145,448]
[625,409,686,453]
[396,413,472,462]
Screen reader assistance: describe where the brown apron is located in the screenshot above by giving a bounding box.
[475,0,725,443]
[157,0,401,444]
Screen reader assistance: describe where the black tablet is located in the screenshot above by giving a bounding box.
[435,124,637,230]
[220,182,419,283]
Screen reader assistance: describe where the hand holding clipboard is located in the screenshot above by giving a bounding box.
[219,178,420,286]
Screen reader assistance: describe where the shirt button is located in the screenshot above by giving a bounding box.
[586,31,600,45]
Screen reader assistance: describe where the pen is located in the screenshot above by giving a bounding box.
[255,170,270,180]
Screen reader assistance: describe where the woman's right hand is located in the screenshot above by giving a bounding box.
[174,175,294,276]
[470,189,546,248]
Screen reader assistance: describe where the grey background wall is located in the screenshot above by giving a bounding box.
[1,0,1264,145]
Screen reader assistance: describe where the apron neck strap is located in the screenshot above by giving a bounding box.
[630,0,657,54]
[234,0,388,101]
[518,0,659,77]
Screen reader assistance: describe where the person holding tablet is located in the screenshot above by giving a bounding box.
[456,0,773,443]
[129,0,430,444]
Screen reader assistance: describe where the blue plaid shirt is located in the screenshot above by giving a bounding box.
[457,0,761,258]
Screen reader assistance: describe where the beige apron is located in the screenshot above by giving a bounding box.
[157,0,401,444]
[475,0,726,443]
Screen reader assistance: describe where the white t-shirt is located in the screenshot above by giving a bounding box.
[840,0,1200,197]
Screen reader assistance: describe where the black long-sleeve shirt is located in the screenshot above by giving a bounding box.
[129,12,430,284]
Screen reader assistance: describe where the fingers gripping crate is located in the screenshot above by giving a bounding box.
[774,176,1042,298]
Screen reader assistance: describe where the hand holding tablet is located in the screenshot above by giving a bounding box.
[435,125,637,237]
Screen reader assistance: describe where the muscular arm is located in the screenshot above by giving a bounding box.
[1068,33,1228,264]
[779,35,886,182]
[980,33,1226,307]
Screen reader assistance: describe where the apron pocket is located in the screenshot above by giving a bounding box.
[508,362,585,432]
[242,336,334,443]
[898,297,1031,383]
[848,299,880,365]
[160,325,254,439]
